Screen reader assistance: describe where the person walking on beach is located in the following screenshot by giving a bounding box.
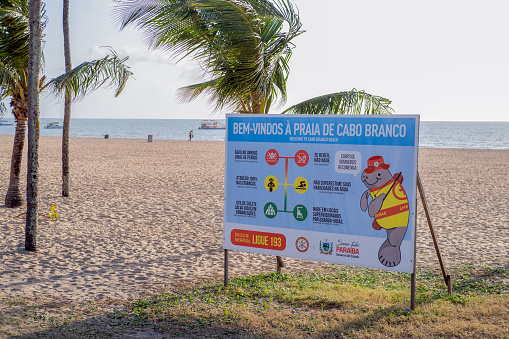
[188,130,193,142]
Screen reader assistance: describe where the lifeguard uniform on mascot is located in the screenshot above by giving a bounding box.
[360,156,409,267]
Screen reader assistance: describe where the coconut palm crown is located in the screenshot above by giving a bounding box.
[0,0,133,207]
[114,0,393,115]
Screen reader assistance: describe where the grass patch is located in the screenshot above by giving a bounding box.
[1,265,507,338]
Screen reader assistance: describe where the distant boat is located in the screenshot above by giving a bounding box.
[198,120,225,129]
[44,122,63,129]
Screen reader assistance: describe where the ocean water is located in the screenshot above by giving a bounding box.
[0,118,508,150]
[417,121,509,149]
[0,118,226,142]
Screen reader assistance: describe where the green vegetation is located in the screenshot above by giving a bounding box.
[1,265,507,338]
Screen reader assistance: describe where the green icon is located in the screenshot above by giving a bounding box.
[293,204,307,221]
[264,202,278,218]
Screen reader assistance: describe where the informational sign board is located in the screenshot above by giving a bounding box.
[223,114,419,273]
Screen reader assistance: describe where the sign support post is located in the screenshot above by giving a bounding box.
[276,256,284,273]
[224,249,229,287]
[417,172,452,296]
[410,273,416,310]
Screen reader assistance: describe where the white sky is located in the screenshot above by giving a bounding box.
[39,0,509,121]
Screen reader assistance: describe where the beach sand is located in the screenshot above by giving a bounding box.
[0,135,507,301]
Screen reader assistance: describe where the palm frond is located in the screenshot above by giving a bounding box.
[0,100,7,115]
[177,78,221,103]
[115,0,303,113]
[47,49,133,102]
[0,62,20,94]
[248,0,301,33]
[178,76,256,113]
[0,0,46,69]
[0,1,30,68]
[282,89,394,115]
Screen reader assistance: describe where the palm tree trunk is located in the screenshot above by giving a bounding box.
[25,0,43,252]
[250,91,262,114]
[62,0,72,197]
[5,120,26,208]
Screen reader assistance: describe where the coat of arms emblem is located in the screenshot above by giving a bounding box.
[320,240,333,255]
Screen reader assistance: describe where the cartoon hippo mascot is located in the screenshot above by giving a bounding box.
[360,156,409,267]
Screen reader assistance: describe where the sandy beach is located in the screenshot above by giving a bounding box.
[0,135,508,301]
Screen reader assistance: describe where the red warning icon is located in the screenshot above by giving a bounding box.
[265,149,279,165]
[294,150,309,167]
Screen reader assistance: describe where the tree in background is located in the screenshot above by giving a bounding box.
[61,0,71,197]
[0,0,41,208]
[25,0,43,251]
[114,0,393,115]
[0,0,133,208]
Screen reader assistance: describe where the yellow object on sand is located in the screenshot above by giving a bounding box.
[49,205,58,221]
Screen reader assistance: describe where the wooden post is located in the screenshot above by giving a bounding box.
[410,273,416,310]
[447,274,452,296]
[417,172,452,296]
[224,249,229,287]
[409,186,418,311]
[276,256,284,274]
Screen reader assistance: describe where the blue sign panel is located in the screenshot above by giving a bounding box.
[224,114,419,273]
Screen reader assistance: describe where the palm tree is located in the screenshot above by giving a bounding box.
[62,0,72,197]
[113,0,393,115]
[0,0,36,207]
[25,0,43,251]
[0,0,133,208]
